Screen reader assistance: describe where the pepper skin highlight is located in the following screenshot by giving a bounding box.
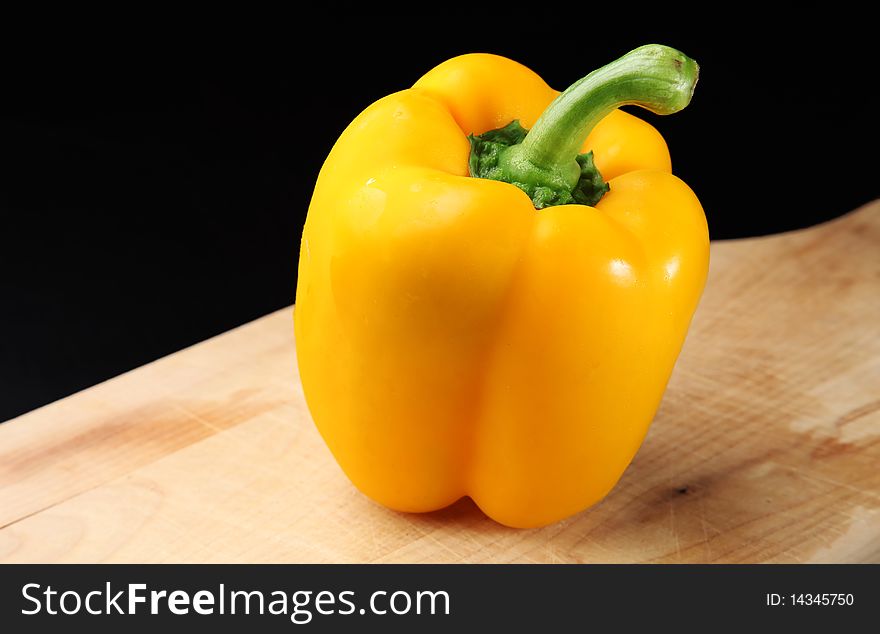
[295,45,709,528]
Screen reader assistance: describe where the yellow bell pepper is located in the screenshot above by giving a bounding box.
[295,45,709,528]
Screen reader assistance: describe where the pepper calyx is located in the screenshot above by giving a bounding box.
[467,121,609,209]
[467,44,698,211]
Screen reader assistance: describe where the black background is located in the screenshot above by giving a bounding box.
[1,11,876,421]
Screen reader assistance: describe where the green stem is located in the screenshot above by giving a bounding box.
[521,44,698,171]
[469,44,699,208]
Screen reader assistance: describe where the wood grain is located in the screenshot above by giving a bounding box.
[1,201,878,563]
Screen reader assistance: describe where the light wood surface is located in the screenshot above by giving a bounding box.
[1,201,878,563]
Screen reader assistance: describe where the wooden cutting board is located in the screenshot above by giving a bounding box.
[2,201,878,563]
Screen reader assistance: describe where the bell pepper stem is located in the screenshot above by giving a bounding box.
[471,44,699,209]
[519,44,698,171]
